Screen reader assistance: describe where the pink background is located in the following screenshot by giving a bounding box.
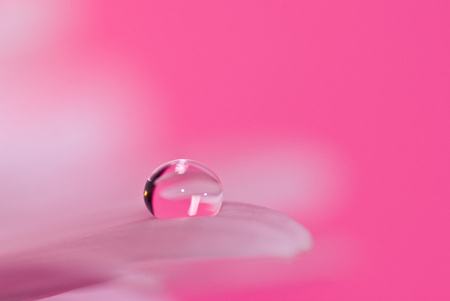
[1,0,449,300]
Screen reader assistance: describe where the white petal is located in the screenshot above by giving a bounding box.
[0,203,312,300]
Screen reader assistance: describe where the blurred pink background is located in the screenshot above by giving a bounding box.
[1,0,449,300]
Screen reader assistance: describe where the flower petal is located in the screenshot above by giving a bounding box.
[0,202,312,300]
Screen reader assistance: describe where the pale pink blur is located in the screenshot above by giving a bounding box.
[1,0,449,300]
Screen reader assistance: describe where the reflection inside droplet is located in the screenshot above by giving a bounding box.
[144,159,223,218]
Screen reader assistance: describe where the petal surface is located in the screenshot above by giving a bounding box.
[0,203,312,300]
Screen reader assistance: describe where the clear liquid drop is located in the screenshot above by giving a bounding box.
[144,159,223,218]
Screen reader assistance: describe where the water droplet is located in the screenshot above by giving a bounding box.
[144,159,223,218]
